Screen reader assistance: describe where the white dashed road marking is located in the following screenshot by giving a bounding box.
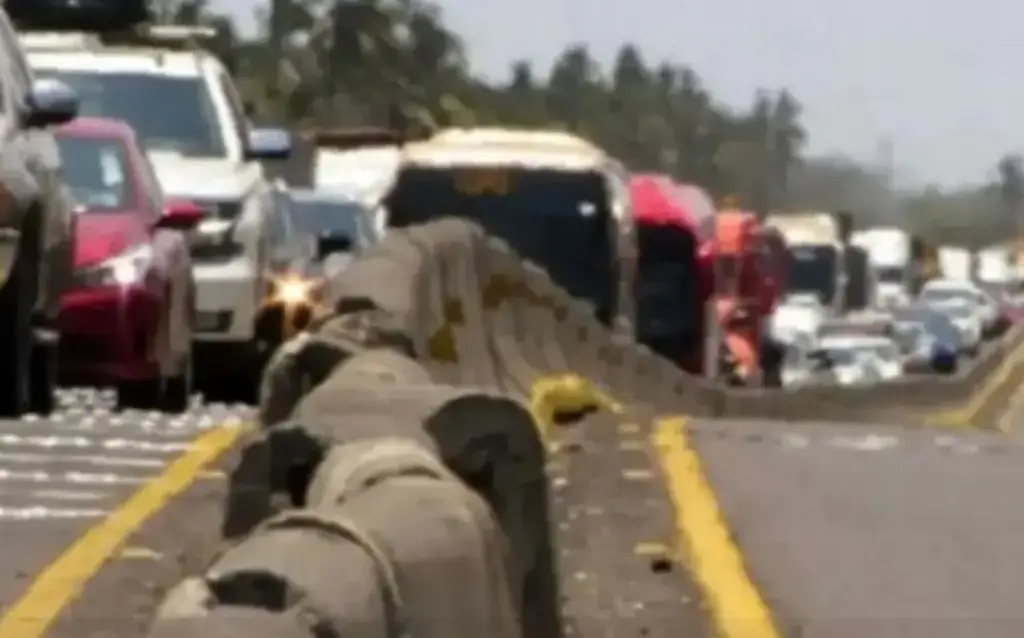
[0,388,250,521]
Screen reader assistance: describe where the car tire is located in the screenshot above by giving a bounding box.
[29,340,56,416]
[196,342,260,406]
[0,234,34,417]
[160,353,192,414]
[116,378,160,411]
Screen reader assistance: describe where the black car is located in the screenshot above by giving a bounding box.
[893,305,963,373]
[284,189,383,278]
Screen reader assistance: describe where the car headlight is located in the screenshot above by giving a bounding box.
[269,274,321,307]
[188,199,246,260]
[77,244,153,288]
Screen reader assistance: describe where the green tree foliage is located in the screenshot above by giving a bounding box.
[165,0,1019,246]
[159,0,806,206]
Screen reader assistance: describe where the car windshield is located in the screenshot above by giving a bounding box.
[56,134,132,211]
[288,196,364,240]
[35,70,226,158]
[786,245,837,306]
[386,165,617,323]
[900,309,962,344]
[876,266,904,283]
[942,304,974,319]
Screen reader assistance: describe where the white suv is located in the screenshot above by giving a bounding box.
[22,27,294,401]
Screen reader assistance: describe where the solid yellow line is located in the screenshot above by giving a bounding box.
[996,376,1024,433]
[652,416,781,638]
[0,422,247,638]
[929,337,1024,427]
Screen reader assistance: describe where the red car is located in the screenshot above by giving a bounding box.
[55,117,203,412]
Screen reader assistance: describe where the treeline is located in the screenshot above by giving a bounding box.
[153,0,1024,248]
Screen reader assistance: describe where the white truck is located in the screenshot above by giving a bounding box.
[937,246,972,281]
[851,227,911,307]
[976,245,1012,284]
[765,212,847,314]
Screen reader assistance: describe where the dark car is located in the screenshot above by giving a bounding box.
[894,305,963,373]
[55,117,203,411]
[285,189,382,278]
[0,5,82,417]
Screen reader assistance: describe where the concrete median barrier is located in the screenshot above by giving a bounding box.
[165,218,1024,638]
[152,438,521,638]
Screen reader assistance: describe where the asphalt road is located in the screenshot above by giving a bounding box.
[690,417,1024,638]
[7,385,1024,638]
[0,389,250,613]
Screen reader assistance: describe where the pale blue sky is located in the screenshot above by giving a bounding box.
[211,0,1024,187]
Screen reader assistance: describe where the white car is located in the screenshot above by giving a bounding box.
[770,293,826,345]
[853,337,904,380]
[810,345,869,386]
[818,335,901,384]
[919,279,999,333]
[23,26,296,400]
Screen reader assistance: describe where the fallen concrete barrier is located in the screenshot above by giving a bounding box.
[222,343,561,637]
[152,438,522,638]
[169,218,1024,638]
[147,605,316,638]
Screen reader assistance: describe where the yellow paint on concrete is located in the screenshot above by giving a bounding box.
[0,422,247,638]
[652,416,781,638]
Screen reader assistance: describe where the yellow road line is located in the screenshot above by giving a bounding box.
[0,422,247,638]
[929,339,1024,428]
[652,416,781,638]
[996,375,1024,433]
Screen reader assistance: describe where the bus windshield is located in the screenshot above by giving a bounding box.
[386,165,616,322]
[787,245,838,306]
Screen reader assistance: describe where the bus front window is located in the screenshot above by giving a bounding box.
[386,166,617,323]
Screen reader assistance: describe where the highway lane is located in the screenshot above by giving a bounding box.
[689,417,1024,638]
[0,389,250,612]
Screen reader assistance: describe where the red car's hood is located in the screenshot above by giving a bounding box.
[74,213,148,269]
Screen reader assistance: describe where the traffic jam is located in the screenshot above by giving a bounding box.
[0,0,1019,525]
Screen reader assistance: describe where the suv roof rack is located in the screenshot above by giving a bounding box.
[18,24,217,53]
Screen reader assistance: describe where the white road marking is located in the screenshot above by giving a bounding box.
[0,469,148,485]
[0,388,252,520]
[0,506,107,520]
[0,488,112,501]
[0,434,191,453]
[0,451,166,468]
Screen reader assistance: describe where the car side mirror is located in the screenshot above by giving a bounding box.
[24,78,78,128]
[245,127,292,160]
[156,199,205,230]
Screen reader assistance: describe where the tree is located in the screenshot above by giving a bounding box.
[190,0,814,203]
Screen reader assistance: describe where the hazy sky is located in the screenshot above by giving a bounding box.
[211,0,1024,187]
